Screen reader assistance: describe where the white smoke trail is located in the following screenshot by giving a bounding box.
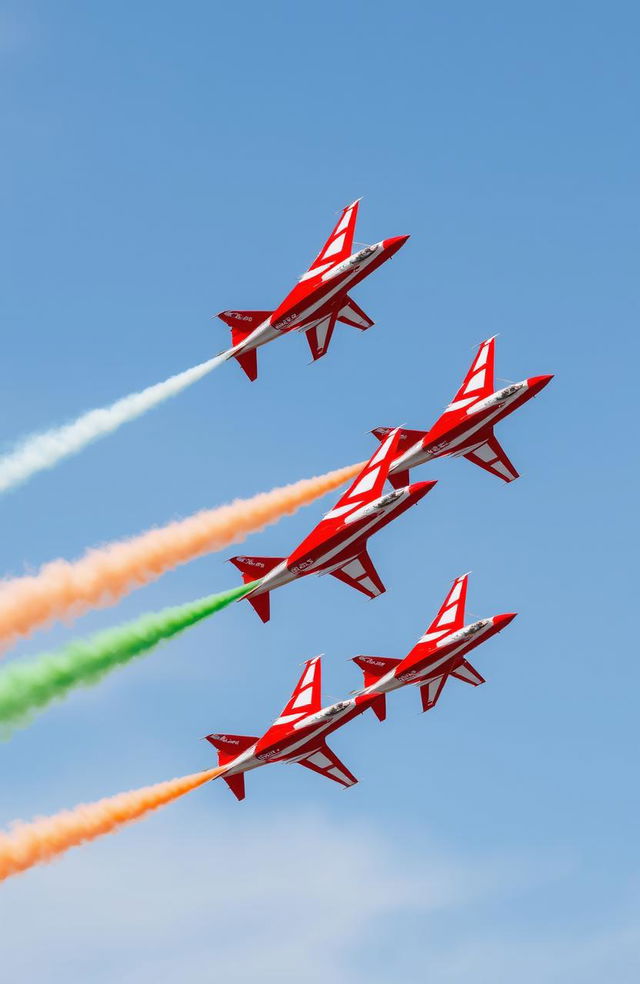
[0,353,230,494]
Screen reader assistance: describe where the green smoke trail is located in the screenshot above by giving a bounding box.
[0,581,258,733]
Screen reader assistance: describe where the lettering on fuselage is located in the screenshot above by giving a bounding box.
[427,440,449,454]
[397,668,427,683]
[290,557,314,575]
[273,312,299,331]
[257,749,281,762]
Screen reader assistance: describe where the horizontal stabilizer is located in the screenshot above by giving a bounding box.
[338,295,374,330]
[419,675,447,712]
[387,468,410,490]
[234,348,258,382]
[205,733,258,766]
[352,654,401,689]
[451,659,485,686]
[246,591,271,623]
[229,555,284,583]
[297,741,358,789]
[369,693,387,722]
[218,309,271,341]
[371,426,427,456]
[217,310,271,382]
[223,772,246,801]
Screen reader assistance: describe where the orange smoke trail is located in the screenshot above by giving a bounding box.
[0,462,363,646]
[0,766,224,882]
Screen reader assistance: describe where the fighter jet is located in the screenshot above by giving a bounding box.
[205,575,514,800]
[205,655,376,800]
[352,573,515,719]
[372,337,553,485]
[217,199,409,380]
[229,428,435,623]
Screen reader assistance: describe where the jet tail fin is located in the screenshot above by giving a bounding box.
[205,733,258,766]
[217,310,272,381]
[352,654,401,689]
[229,555,285,623]
[229,555,284,584]
[205,733,259,801]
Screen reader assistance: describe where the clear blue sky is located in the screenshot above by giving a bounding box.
[1,2,638,981]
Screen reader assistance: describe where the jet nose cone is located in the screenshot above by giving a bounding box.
[408,479,437,500]
[495,612,518,629]
[384,234,410,253]
[528,374,554,394]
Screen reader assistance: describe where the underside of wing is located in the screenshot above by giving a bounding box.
[451,659,485,686]
[419,674,448,712]
[296,742,358,788]
[462,432,519,482]
[338,295,374,330]
[328,549,386,599]
[305,311,338,361]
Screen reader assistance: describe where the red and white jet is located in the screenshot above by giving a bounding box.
[204,575,514,800]
[205,655,376,800]
[372,337,553,485]
[229,428,435,623]
[352,573,516,719]
[217,199,409,380]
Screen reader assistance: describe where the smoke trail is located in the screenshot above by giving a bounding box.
[0,766,223,882]
[0,583,257,732]
[0,462,362,646]
[0,353,229,495]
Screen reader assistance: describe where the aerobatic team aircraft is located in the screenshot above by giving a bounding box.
[372,336,553,484]
[205,655,370,800]
[229,428,435,623]
[352,572,515,719]
[217,199,409,380]
[205,574,514,800]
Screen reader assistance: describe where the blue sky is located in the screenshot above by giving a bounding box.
[0,2,639,981]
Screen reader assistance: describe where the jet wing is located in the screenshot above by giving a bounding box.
[462,432,519,483]
[328,548,386,600]
[337,295,374,330]
[419,674,447,712]
[305,199,361,276]
[424,573,469,635]
[278,656,323,719]
[449,336,496,406]
[451,659,485,686]
[296,741,358,788]
[304,311,338,362]
[260,657,324,743]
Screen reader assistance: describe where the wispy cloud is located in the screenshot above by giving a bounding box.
[0,803,601,984]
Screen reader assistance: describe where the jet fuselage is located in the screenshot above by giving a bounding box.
[243,483,431,603]
[220,694,375,778]
[231,237,408,358]
[389,376,552,477]
[359,614,516,699]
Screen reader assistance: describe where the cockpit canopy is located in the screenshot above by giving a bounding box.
[325,700,350,716]
[377,491,401,509]
[496,384,521,401]
[351,245,376,264]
